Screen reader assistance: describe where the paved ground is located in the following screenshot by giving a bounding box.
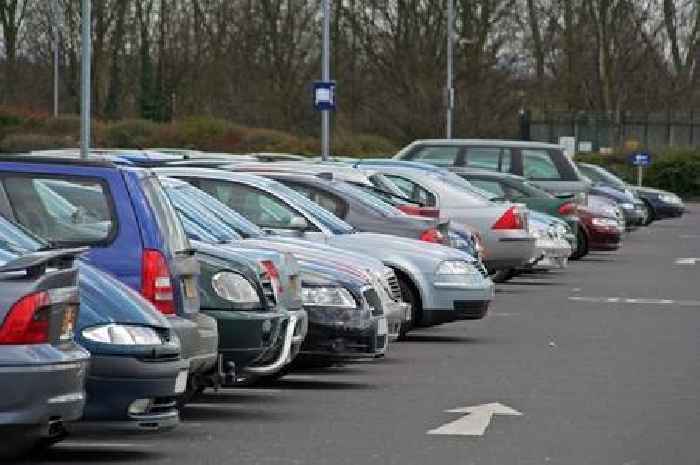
[20,206,700,465]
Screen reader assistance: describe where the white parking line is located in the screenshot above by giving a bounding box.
[208,387,283,394]
[675,258,699,265]
[55,442,138,449]
[569,296,700,307]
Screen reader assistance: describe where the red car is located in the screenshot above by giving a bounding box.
[573,205,624,258]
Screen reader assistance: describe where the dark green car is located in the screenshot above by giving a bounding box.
[449,168,584,256]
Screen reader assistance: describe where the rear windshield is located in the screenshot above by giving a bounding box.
[1,175,117,246]
[332,181,402,216]
[141,176,191,254]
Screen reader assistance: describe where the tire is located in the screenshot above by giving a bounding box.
[396,274,420,339]
[492,268,517,283]
[0,427,40,460]
[641,201,654,226]
[570,225,589,260]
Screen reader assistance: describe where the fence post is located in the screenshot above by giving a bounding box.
[690,110,694,146]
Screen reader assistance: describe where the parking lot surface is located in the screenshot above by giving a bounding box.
[21,205,699,465]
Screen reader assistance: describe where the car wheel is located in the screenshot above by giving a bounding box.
[570,226,589,260]
[397,274,420,339]
[492,268,517,283]
[641,201,654,226]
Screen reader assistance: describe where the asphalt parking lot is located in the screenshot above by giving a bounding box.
[19,205,699,465]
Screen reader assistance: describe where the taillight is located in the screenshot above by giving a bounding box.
[558,202,578,215]
[398,204,440,218]
[420,228,445,243]
[141,249,176,315]
[0,291,51,344]
[261,260,283,295]
[492,206,524,230]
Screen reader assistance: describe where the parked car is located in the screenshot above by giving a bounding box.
[525,211,573,270]
[393,139,591,195]
[0,154,222,399]
[159,176,400,356]
[153,167,494,333]
[353,164,536,276]
[0,224,89,458]
[449,169,585,257]
[576,163,684,224]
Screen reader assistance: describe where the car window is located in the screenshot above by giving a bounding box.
[332,181,401,216]
[464,147,511,172]
[1,175,116,246]
[197,179,320,231]
[522,149,562,180]
[411,146,460,166]
[468,179,505,197]
[281,181,348,218]
[141,176,192,254]
[384,174,438,207]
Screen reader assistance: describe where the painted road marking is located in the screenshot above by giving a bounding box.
[56,442,138,449]
[427,403,522,436]
[675,258,699,265]
[569,296,700,307]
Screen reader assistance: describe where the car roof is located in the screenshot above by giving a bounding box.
[152,166,275,188]
[1,151,118,168]
[230,161,380,183]
[403,139,562,149]
[449,167,526,181]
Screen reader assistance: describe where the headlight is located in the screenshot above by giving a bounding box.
[529,227,542,239]
[302,286,357,308]
[659,193,682,205]
[82,324,163,345]
[591,217,619,228]
[436,260,477,275]
[212,272,260,304]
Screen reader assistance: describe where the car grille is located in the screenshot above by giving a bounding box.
[260,274,277,309]
[383,269,403,301]
[363,288,384,316]
[475,261,489,278]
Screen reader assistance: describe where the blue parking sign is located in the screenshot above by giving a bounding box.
[630,152,651,167]
[313,81,336,111]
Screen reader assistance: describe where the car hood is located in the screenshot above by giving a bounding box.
[77,261,170,330]
[243,237,386,277]
[329,232,477,263]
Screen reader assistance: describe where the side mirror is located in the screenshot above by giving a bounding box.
[553,192,576,200]
[289,216,309,230]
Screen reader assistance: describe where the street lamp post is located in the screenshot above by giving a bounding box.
[51,0,60,117]
[80,0,91,159]
[321,0,331,160]
[446,0,455,139]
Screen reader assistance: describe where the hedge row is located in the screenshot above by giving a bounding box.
[0,108,397,158]
[575,147,700,199]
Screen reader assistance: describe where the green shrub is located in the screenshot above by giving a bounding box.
[576,147,700,198]
[0,133,75,153]
[104,119,158,148]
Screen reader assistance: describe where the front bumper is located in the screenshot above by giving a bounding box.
[653,202,685,220]
[0,344,89,432]
[530,238,572,269]
[587,225,623,251]
[300,315,387,359]
[82,353,189,431]
[621,206,645,228]
[420,273,495,326]
[245,309,308,376]
[203,309,288,370]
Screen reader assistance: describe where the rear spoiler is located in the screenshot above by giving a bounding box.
[0,247,87,275]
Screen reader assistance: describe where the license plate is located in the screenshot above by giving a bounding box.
[174,369,189,394]
[183,277,197,299]
[60,305,78,341]
[377,317,388,336]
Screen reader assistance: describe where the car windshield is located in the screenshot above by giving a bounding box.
[164,181,264,241]
[580,164,627,190]
[349,182,420,208]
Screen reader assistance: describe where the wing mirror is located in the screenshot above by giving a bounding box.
[289,216,309,230]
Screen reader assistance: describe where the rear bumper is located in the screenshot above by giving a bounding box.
[167,314,218,376]
[0,346,89,431]
[484,235,536,271]
[83,354,189,430]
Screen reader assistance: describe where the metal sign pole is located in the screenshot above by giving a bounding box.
[446,0,454,139]
[321,0,331,160]
[637,165,643,187]
[80,0,91,159]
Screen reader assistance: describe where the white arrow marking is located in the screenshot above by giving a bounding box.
[427,402,522,436]
[675,258,699,265]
